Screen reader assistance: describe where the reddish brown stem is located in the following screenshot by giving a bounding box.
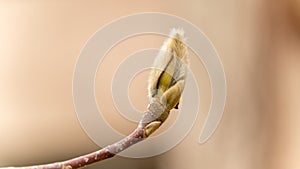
[3,102,168,169]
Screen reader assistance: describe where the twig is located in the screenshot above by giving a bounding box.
[3,102,169,169]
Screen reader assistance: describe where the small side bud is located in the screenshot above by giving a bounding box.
[144,121,162,137]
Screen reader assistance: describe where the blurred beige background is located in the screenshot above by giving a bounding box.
[0,0,300,169]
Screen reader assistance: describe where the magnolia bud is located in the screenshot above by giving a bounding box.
[148,28,189,111]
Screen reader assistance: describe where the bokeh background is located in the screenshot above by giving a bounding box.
[1,0,300,169]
